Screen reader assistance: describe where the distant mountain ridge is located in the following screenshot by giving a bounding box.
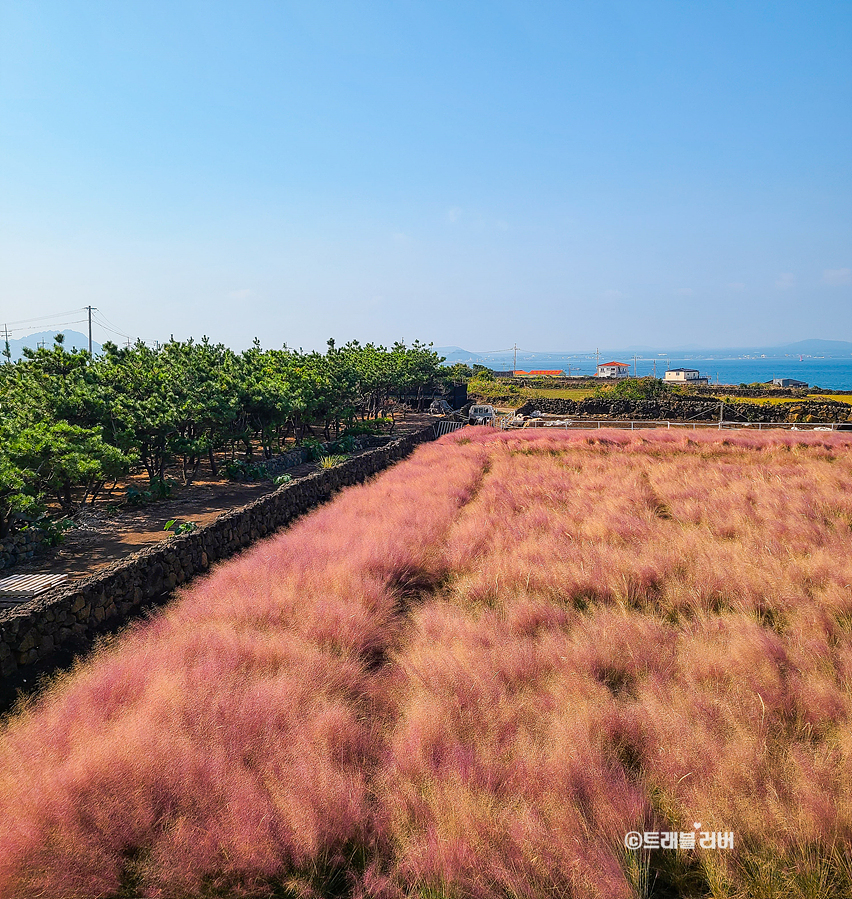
[4,330,102,362]
[435,339,852,364]
[776,339,852,354]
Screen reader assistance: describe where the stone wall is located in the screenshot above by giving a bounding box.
[515,397,852,423]
[240,434,392,477]
[0,436,395,575]
[684,385,811,399]
[0,426,435,680]
[0,528,47,571]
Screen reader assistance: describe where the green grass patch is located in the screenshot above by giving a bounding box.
[523,387,597,400]
[732,394,852,406]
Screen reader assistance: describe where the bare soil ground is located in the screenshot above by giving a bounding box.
[11,415,435,582]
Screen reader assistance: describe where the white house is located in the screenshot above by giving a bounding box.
[595,361,630,379]
[664,368,708,385]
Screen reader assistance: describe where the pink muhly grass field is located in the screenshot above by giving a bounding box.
[1,429,851,898]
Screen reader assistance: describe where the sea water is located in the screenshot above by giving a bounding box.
[489,356,852,391]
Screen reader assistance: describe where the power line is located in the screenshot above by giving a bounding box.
[1,308,84,327]
[91,311,158,346]
[5,318,89,334]
[1,304,156,347]
[91,318,130,340]
[91,309,133,340]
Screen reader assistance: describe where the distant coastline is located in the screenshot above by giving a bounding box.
[437,342,852,391]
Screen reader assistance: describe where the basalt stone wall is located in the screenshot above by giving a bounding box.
[0,426,436,679]
[0,436,395,575]
[515,397,852,423]
[685,385,812,399]
[0,529,47,571]
[248,434,393,476]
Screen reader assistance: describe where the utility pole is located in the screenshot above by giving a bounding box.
[719,399,724,429]
[513,343,518,373]
[633,354,638,377]
[2,324,10,364]
[653,359,656,378]
[85,305,96,354]
[595,347,599,375]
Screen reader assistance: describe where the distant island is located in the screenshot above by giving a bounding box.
[436,339,852,366]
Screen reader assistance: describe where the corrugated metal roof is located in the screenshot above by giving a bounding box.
[0,573,68,604]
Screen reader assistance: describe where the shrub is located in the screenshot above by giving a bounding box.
[317,454,348,469]
[126,477,174,505]
[342,418,393,437]
[25,515,75,547]
[163,519,197,535]
[301,438,324,462]
[594,376,669,401]
[224,459,268,481]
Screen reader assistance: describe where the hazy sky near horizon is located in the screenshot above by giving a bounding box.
[1,1,850,352]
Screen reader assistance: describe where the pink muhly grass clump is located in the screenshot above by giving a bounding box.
[376,602,646,899]
[0,440,489,898]
[1,427,852,897]
[393,428,852,894]
[630,611,852,849]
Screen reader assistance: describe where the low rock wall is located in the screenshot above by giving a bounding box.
[0,529,47,571]
[685,385,811,399]
[0,426,435,680]
[516,397,852,423]
[243,434,392,476]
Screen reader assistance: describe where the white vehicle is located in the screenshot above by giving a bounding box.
[468,404,497,425]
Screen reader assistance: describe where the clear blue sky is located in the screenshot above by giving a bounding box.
[1,1,850,352]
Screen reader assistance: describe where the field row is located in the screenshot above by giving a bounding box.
[1,428,851,898]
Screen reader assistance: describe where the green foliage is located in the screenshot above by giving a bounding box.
[342,418,392,436]
[0,447,41,538]
[27,516,75,547]
[593,377,670,401]
[0,333,443,537]
[272,474,292,487]
[126,478,174,506]
[163,519,197,535]
[224,459,268,481]
[442,362,473,383]
[317,454,348,469]
[467,374,521,403]
[9,421,128,512]
[328,434,356,454]
[301,438,325,462]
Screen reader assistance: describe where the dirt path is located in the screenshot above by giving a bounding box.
[10,416,436,582]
